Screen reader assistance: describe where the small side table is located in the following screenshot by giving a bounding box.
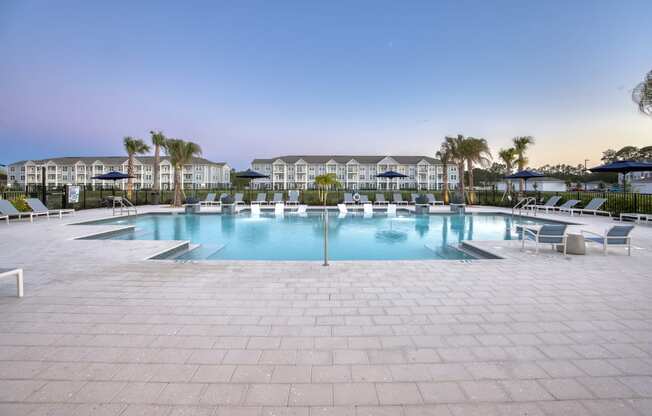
[558,233,585,255]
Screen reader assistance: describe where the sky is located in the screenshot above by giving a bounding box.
[1,0,650,170]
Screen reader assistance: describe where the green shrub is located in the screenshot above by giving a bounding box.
[11,196,30,212]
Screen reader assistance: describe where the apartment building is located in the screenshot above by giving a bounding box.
[250,155,459,190]
[7,156,231,189]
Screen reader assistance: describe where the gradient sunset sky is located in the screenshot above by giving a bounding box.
[1,0,650,169]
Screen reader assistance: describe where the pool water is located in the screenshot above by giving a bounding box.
[81,212,557,261]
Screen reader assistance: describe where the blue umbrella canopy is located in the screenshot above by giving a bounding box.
[589,160,652,175]
[376,170,408,178]
[504,170,545,180]
[236,169,270,179]
[91,171,133,181]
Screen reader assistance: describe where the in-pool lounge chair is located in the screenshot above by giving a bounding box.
[426,194,444,206]
[393,193,408,205]
[343,193,354,205]
[570,198,610,217]
[337,204,348,215]
[287,190,300,205]
[386,203,397,216]
[521,224,568,255]
[200,193,217,206]
[250,204,261,217]
[252,193,267,205]
[0,200,39,222]
[375,194,388,205]
[620,213,651,224]
[359,195,370,204]
[582,225,634,255]
[234,193,245,206]
[529,195,562,213]
[274,203,284,217]
[363,203,373,217]
[271,193,284,205]
[556,199,580,214]
[26,199,75,219]
[289,205,307,216]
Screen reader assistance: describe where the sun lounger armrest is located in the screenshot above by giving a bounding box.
[581,230,603,238]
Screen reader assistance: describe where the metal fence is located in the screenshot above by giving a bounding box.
[4,186,652,215]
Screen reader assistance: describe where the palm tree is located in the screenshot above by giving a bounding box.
[123,136,150,199]
[498,147,517,193]
[165,139,202,207]
[460,137,492,203]
[444,134,466,201]
[314,173,341,207]
[633,69,652,117]
[436,142,453,204]
[149,130,167,203]
[512,136,535,192]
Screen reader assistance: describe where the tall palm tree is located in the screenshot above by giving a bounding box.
[314,173,341,207]
[512,136,535,192]
[444,134,466,201]
[498,147,517,193]
[436,142,453,204]
[460,137,492,203]
[149,130,167,203]
[633,69,652,117]
[123,136,150,199]
[165,139,202,207]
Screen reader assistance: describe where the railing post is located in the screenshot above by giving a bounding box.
[323,210,329,266]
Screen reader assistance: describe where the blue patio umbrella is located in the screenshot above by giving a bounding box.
[376,170,408,190]
[504,170,545,193]
[91,171,134,196]
[589,160,652,191]
[236,169,270,179]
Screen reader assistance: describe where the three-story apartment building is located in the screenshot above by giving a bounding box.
[7,156,231,189]
[250,155,458,190]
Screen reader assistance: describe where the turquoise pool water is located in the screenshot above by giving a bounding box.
[81,212,558,261]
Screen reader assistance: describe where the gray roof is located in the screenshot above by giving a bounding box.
[11,156,227,166]
[251,155,441,165]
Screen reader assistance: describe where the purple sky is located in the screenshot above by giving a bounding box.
[1,0,650,170]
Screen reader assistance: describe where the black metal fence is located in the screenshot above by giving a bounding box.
[3,186,652,215]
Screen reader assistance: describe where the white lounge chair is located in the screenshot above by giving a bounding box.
[274,203,284,217]
[234,193,245,206]
[386,203,397,216]
[529,196,562,213]
[620,213,650,224]
[570,198,611,217]
[25,198,75,219]
[521,224,569,255]
[426,194,444,206]
[250,204,261,217]
[556,199,581,214]
[343,193,354,205]
[363,203,373,217]
[0,200,38,222]
[0,268,23,297]
[200,193,218,206]
[410,193,420,205]
[287,190,300,205]
[251,193,267,205]
[337,203,348,215]
[289,204,307,216]
[375,194,388,205]
[359,195,370,204]
[393,193,408,205]
[271,193,284,205]
[582,225,634,255]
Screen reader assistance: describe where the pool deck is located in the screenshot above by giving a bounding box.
[0,205,651,415]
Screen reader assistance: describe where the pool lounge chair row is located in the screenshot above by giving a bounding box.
[522,224,634,256]
[0,199,74,223]
[527,196,611,217]
[201,192,300,206]
[344,193,443,206]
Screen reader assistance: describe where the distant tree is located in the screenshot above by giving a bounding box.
[512,136,535,192]
[123,136,150,199]
[436,141,454,204]
[460,137,492,203]
[444,134,467,202]
[632,69,652,116]
[149,130,167,201]
[498,148,517,193]
[314,173,340,206]
[165,139,202,207]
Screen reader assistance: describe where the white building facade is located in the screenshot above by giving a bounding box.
[7,156,231,189]
[250,155,459,190]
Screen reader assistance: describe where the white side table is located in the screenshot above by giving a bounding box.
[558,233,585,255]
[0,268,23,297]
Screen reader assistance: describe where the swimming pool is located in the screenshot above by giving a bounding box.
[80,211,561,261]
